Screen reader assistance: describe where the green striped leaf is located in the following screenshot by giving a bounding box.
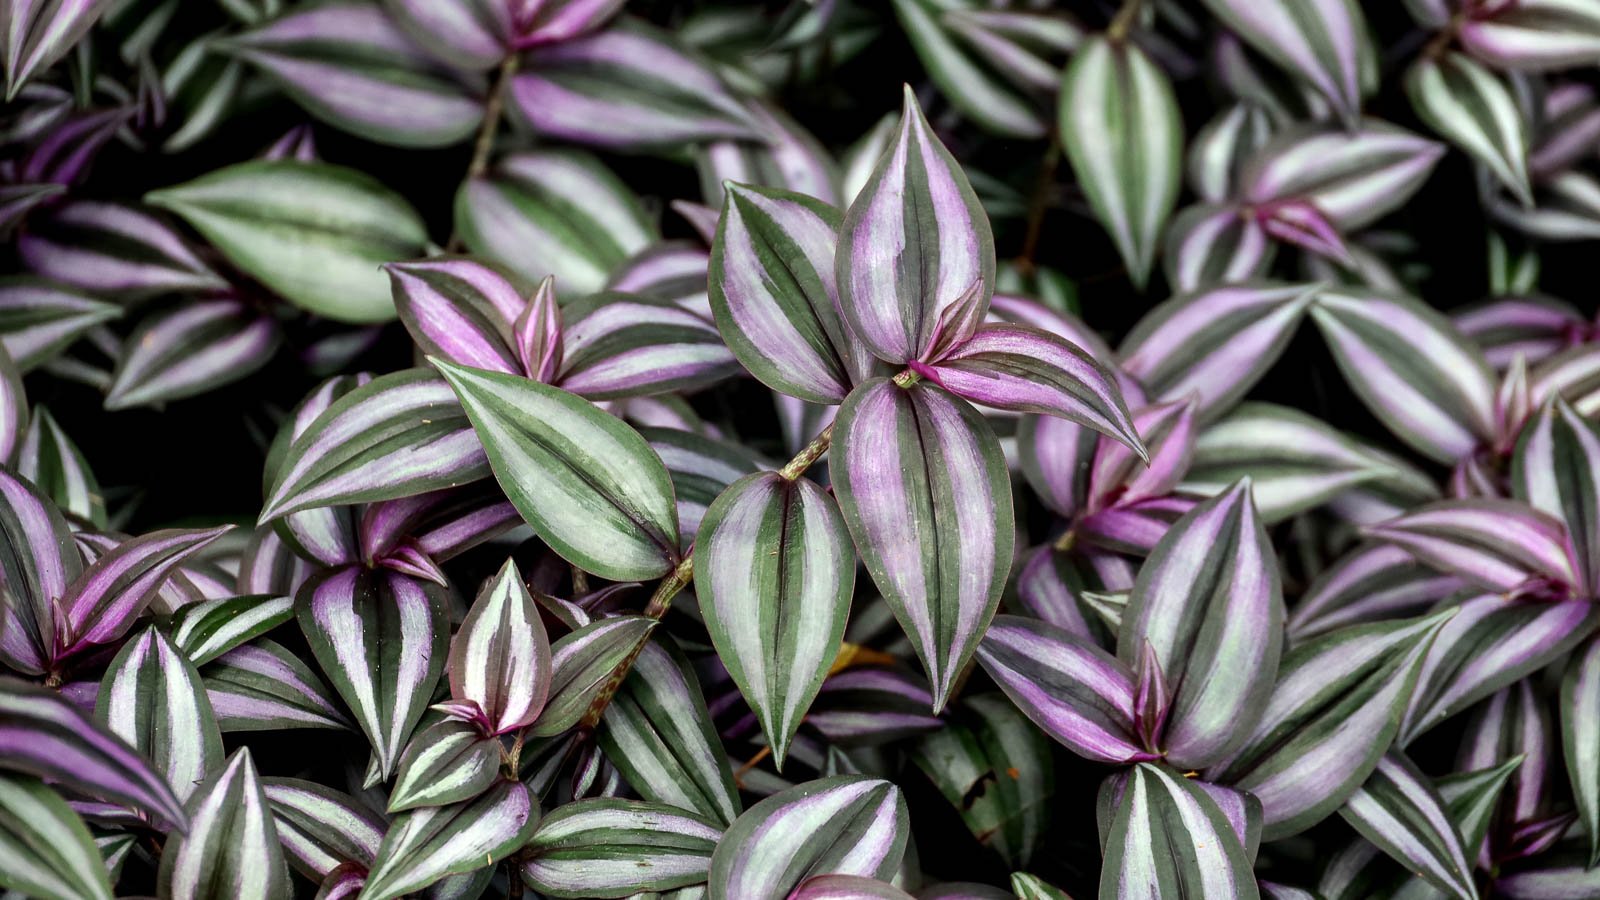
[389,718,501,813]
[0,772,113,900]
[1207,610,1453,840]
[1562,633,1600,867]
[17,200,227,300]
[455,149,658,298]
[157,748,293,900]
[262,777,383,880]
[260,368,488,521]
[222,1,483,148]
[16,404,105,527]
[696,472,855,770]
[0,345,22,464]
[1407,52,1532,207]
[146,161,428,323]
[362,778,539,900]
[0,276,119,372]
[296,567,448,781]
[1013,872,1074,900]
[556,292,739,400]
[95,626,223,804]
[707,775,909,900]
[1119,479,1283,769]
[1338,751,1476,900]
[831,378,1014,711]
[599,635,741,827]
[203,639,355,733]
[709,183,866,405]
[911,694,1055,867]
[1098,763,1259,900]
[1198,0,1375,126]
[446,558,550,735]
[171,594,293,667]
[531,615,657,738]
[1310,288,1497,465]
[1059,35,1183,291]
[1182,402,1401,524]
[1514,397,1600,598]
[521,798,723,898]
[437,360,681,582]
[645,426,766,549]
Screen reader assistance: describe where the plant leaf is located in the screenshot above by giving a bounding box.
[831,378,1013,710]
[1,0,111,99]
[1198,0,1373,126]
[706,775,909,900]
[0,771,112,900]
[1098,763,1260,899]
[448,558,550,735]
[1561,633,1600,867]
[1513,397,1600,597]
[1407,52,1532,206]
[555,292,738,400]
[531,615,657,738]
[362,778,539,900]
[17,200,226,299]
[521,797,723,899]
[1339,750,1477,900]
[262,777,383,880]
[1366,499,1577,596]
[105,298,279,410]
[389,718,501,813]
[0,276,119,372]
[1119,479,1283,769]
[975,615,1148,764]
[1207,611,1452,840]
[1058,35,1183,290]
[388,257,526,377]
[170,594,294,667]
[296,567,448,781]
[203,639,355,733]
[259,368,489,521]
[157,748,292,900]
[837,86,994,364]
[146,161,428,323]
[1460,0,1600,71]
[16,405,105,527]
[697,472,854,769]
[709,183,865,405]
[1239,121,1445,232]
[598,634,741,826]
[437,359,681,581]
[95,626,223,805]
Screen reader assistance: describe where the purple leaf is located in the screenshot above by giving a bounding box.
[1164,203,1275,292]
[157,748,291,900]
[1088,397,1198,515]
[831,378,1013,710]
[555,292,739,400]
[19,201,226,298]
[0,676,187,830]
[1366,499,1578,598]
[1289,542,1466,640]
[105,298,280,410]
[520,797,722,898]
[262,777,384,879]
[1513,397,1600,597]
[1455,297,1588,371]
[387,258,527,377]
[792,874,916,900]
[531,614,657,738]
[1198,0,1373,126]
[837,86,994,365]
[707,775,909,899]
[54,525,231,664]
[1098,763,1261,899]
[0,349,23,464]
[2,0,113,100]
[384,0,511,70]
[1460,0,1600,71]
[1561,633,1600,867]
[975,615,1150,764]
[0,464,79,674]
[202,639,355,733]
[1240,121,1445,232]
[388,718,501,813]
[927,323,1144,456]
[447,558,551,735]
[362,778,539,900]
[1119,479,1283,768]
[1338,750,1477,899]
[0,277,120,372]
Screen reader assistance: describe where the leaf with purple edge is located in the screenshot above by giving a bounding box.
[1087,397,1197,515]
[1058,34,1183,292]
[706,775,909,900]
[1459,0,1600,71]
[1197,0,1374,127]
[1338,750,1478,900]
[697,472,854,770]
[259,368,489,522]
[1239,120,1445,233]
[1118,479,1283,769]
[94,626,223,805]
[436,360,681,581]
[18,200,227,300]
[0,277,119,372]
[1206,610,1453,840]
[0,349,22,465]
[388,257,525,377]
[203,638,354,733]
[1454,297,1577,371]
[0,462,79,675]
[156,748,291,900]
[0,676,187,831]
[837,86,995,365]
[0,771,114,900]
[555,292,739,400]
[388,718,502,813]
[105,297,280,410]
[2,0,113,100]
[926,322,1144,456]
[520,797,722,899]
[1401,593,1600,745]
[1016,412,1098,520]
[1560,633,1600,867]
[645,425,767,548]
[1098,762,1260,900]
[362,778,539,900]
[1289,542,1467,641]
[1163,203,1275,293]
[598,634,741,826]
[1365,499,1578,597]
[54,524,231,663]
[295,567,448,782]
[975,615,1148,764]
[454,148,658,297]
[448,557,550,735]
[221,1,483,148]
[807,666,946,745]
[831,378,1013,711]
[709,183,866,405]
[16,404,105,527]
[1118,282,1319,420]
[1513,397,1600,598]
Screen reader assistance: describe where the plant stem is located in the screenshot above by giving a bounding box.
[778,422,835,481]
[1107,0,1143,42]
[446,54,519,253]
